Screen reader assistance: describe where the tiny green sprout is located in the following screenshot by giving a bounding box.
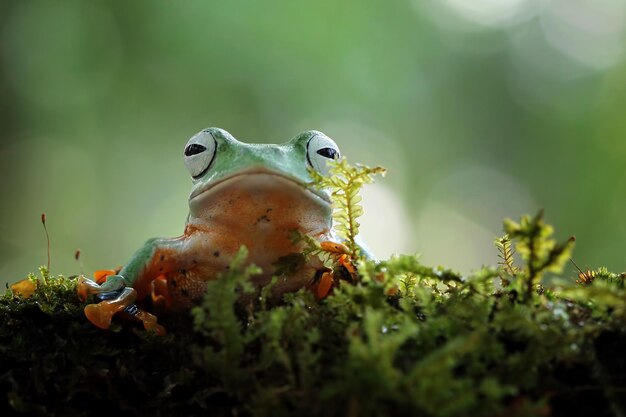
[494,234,517,285]
[503,211,575,301]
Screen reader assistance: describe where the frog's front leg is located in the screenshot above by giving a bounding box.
[117,236,187,301]
[78,237,185,331]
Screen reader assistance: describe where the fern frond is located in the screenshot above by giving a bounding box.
[309,158,386,259]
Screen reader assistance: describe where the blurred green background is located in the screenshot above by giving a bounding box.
[1,0,625,288]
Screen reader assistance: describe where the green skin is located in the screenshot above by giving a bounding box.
[87,127,345,309]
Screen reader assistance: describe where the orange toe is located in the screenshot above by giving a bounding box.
[11,279,37,299]
[84,303,116,330]
[316,271,334,299]
[93,269,117,284]
[338,254,356,274]
[83,288,136,330]
[320,241,350,254]
[150,275,171,310]
[135,310,166,336]
[76,280,90,302]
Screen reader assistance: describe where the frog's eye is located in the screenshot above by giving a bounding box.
[307,134,341,176]
[183,131,217,179]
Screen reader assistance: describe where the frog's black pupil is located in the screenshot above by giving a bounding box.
[185,143,206,156]
[317,147,338,159]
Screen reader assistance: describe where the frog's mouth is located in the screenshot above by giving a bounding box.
[188,167,332,205]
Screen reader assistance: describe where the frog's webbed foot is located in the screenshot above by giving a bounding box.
[308,240,361,299]
[83,286,136,330]
[77,275,166,335]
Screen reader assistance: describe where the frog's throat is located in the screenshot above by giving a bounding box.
[188,167,331,205]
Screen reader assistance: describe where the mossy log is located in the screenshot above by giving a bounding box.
[1,231,625,417]
[3,163,625,416]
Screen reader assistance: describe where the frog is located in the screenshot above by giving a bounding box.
[77,127,347,333]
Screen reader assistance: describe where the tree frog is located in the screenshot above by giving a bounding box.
[77,127,343,333]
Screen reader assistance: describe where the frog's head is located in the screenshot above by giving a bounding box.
[183,127,340,219]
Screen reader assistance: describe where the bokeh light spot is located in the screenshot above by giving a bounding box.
[445,0,528,26]
[540,0,626,70]
[417,0,541,30]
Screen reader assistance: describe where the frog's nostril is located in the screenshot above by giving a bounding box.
[185,144,206,156]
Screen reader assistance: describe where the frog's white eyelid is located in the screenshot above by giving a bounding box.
[306,134,341,176]
[183,131,217,179]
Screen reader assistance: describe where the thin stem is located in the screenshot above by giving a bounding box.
[41,213,50,283]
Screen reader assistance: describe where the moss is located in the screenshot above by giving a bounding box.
[2,161,626,416]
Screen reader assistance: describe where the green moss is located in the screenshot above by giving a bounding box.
[2,162,626,416]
